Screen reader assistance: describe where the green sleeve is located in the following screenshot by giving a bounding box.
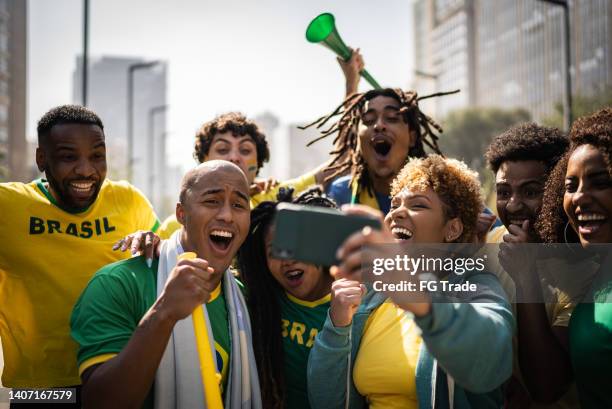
[70,265,145,368]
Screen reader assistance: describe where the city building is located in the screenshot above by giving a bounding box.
[0,0,27,182]
[254,111,281,180]
[286,122,333,181]
[413,0,612,121]
[72,56,168,212]
[254,112,332,186]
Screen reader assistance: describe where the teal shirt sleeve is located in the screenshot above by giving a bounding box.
[306,311,365,409]
[414,272,515,393]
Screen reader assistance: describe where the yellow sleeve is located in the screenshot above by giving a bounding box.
[78,353,117,376]
[157,215,182,240]
[251,171,317,207]
[129,185,160,232]
[486,225,508,244]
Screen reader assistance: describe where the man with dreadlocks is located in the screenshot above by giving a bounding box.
[303,51,454,214]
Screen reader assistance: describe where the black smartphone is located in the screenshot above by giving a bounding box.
[271,203,382,266]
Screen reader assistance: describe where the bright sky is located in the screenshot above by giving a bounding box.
[27,0,415,167]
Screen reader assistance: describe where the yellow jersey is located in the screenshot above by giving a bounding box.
[0,179,159,387]
[353,300,421,409]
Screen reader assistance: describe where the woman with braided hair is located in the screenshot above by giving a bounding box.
[303,50,457,214]
[237,187,337,409]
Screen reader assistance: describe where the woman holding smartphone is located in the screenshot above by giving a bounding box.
[307,155,514,409]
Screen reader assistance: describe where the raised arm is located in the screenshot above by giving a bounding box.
[337,48,364,98]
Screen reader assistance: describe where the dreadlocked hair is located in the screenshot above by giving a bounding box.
[237,186,336,409]
[300,88,458,196]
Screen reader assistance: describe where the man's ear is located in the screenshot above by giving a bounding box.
[444,217,464,243]
[35,147,46,173]
[176,202,186,226]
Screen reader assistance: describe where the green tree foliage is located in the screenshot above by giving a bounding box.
[436,107,531,204]
[543,86,612,129]
[437,107,531,170]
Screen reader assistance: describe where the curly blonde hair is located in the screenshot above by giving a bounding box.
[390,155,483,243]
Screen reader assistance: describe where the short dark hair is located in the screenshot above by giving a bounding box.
[485,123,568,173]
[193,112,270,173]
[37,105,104,145]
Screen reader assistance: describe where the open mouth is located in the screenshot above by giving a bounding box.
[392,226,413,241]
[284,269,305,288]
[576,213,607,236]
[508,217,529,227]
[371,135,393,158]
[209,229,234,252]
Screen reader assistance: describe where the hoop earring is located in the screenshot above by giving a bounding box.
[564,221,571,244]
[563,221,579,254]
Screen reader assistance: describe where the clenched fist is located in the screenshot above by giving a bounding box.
[155,258,217,323]
[329,276,366,327]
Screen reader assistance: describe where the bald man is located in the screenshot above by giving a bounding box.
[70,161,262,409]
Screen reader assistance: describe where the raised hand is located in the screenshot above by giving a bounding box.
[337,48,365,97]
[329,277,366,327]
[499,220,540,298]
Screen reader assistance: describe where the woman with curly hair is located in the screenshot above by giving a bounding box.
[561,107,612,408]
[237,187,337,409]
[308,155,514,409]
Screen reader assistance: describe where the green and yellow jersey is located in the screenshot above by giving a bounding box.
[279,291,330,409]
[0,179,159,387]
[70,256,232,407]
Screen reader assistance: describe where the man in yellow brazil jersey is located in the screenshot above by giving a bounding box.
[0,105,159,407]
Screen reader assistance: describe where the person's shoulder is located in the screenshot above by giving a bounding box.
[100,179,139,195]
[0,180,39,198]
[158,215,181,239]
[92,256,150,283]
[330,175,351,189]
[486,225,508,243]
[100,179,153,212]
[327,175,351,200]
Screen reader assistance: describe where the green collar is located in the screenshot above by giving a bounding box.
[35,178,94,214]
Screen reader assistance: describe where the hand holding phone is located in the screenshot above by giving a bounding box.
[271,203,382,266]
